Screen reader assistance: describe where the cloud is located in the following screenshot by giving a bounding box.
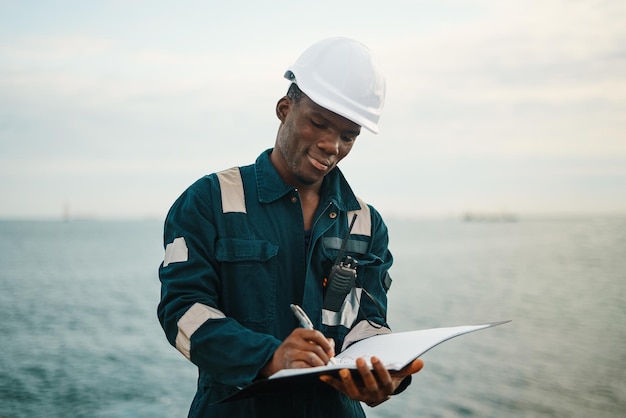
[1,0,625,218]
[367,0,626,160]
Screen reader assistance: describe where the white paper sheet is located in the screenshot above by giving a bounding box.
[269,321,509,380]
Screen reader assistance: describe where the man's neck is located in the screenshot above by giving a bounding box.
[298,188,321,230]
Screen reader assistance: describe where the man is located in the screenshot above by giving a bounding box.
[158,37,423,417]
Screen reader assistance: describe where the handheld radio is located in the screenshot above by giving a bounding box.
[322,214,358,312]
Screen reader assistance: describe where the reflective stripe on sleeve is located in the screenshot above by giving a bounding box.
[175,302,226,360]
[217,167,246,213]
[341,319,391,351]
[163,237,188,267]
[322,287,361,329]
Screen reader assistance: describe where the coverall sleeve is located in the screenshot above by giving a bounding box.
[157,184,281,387]
[358,204,394,328]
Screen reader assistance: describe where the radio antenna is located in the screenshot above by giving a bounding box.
[333,213,358,265]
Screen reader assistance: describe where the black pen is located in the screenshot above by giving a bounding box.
[290,304,337,365]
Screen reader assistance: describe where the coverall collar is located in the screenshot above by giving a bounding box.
[254,149,362,213]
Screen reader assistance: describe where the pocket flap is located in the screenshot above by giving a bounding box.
[216,238,278,262]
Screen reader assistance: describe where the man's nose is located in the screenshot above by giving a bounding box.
[317,133,340,155]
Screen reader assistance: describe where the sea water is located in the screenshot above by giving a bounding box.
[0,217,624,417]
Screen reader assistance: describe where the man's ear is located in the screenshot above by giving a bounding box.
[276,96,291,122]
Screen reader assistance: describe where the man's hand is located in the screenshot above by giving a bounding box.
[319,357,424,407]
[259,328,336,377]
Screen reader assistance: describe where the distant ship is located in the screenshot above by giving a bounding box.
[462,212,518,222]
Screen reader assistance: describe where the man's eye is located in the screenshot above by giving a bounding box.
[311,119,325,129]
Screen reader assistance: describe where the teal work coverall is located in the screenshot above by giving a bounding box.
[158,149,396,417]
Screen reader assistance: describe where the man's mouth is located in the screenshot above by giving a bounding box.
[308,155,330,171]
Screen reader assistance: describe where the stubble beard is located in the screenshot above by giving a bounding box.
[277,123,318,186]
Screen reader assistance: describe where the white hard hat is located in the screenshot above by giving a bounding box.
[284,37,386,134]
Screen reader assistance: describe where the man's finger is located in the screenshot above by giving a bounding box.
[371,357,394,393]
[339,368,360,399]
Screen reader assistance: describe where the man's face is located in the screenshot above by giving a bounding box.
[273,94,361,188]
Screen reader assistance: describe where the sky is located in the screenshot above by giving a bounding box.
[1,0,625,220]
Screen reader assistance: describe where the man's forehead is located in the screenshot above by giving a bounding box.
[302,95,361,134]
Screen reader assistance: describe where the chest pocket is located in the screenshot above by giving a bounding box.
[215,238,279,327]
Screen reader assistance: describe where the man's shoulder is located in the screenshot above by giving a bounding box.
[188,158,258,188]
